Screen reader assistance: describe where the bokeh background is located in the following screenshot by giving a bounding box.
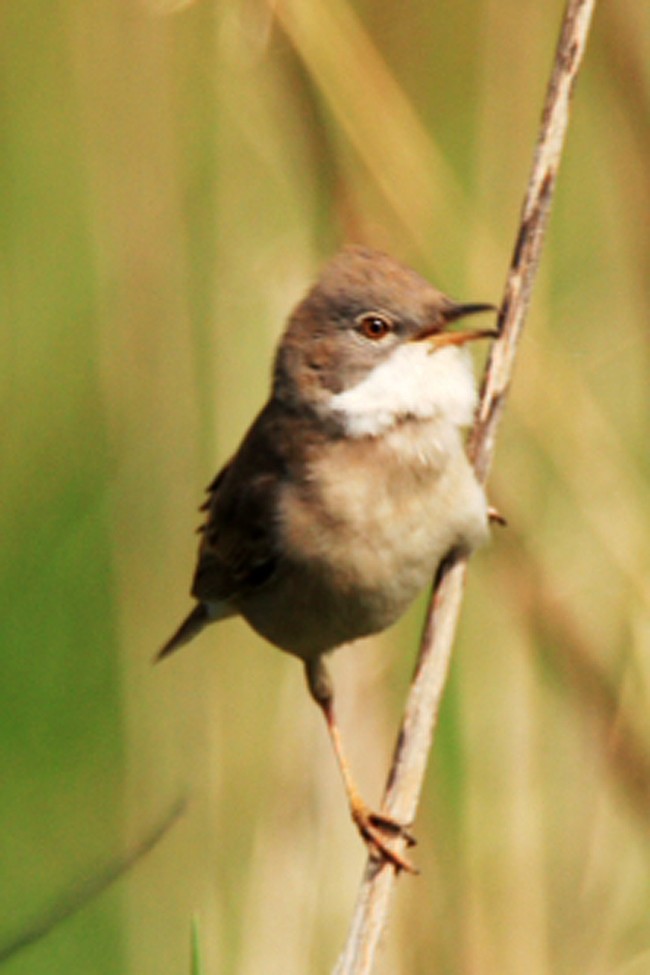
[2,1,649,973]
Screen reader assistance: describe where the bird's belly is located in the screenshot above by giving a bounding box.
[246,422,488,659]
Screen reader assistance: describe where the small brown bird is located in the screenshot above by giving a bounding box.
[158,246,496,871]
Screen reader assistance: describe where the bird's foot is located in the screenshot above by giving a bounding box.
[488,504,507,526]
[351,801,418,874]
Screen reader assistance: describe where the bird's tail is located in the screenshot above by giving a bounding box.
[155,603,210,663]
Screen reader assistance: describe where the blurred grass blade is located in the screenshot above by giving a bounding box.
[269,0,492,268]
[0,797,186,966]
[191,916,205,975]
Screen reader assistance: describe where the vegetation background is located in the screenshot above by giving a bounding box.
[1,0,649,973]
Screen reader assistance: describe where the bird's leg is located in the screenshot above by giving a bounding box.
[304,658,417,874]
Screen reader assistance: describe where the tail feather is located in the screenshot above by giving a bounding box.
[155,603,210,663]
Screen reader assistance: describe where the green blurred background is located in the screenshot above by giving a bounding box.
[2,1,649,973]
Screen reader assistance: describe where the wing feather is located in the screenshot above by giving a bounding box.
[191,404,288,605]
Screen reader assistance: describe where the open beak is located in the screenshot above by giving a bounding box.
[413,302,498,350]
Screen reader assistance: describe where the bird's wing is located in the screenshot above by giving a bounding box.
[191,411,285,605]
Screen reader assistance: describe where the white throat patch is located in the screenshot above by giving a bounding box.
[328,343,478,438]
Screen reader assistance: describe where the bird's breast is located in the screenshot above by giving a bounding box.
[274,416,487,643]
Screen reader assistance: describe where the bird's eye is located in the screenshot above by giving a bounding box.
[356,312,393,340]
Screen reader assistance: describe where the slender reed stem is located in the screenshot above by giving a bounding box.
[333,1,597,971]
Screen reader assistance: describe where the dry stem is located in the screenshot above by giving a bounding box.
[333,1,598,971]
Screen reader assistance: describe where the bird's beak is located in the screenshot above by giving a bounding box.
[413,302,498,350]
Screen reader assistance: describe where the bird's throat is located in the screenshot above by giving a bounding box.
[326,344,478,439]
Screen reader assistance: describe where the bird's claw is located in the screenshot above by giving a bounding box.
[352,803,418,874]
[487,504,507,526]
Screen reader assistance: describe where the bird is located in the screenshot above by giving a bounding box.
[157,245,497,872]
